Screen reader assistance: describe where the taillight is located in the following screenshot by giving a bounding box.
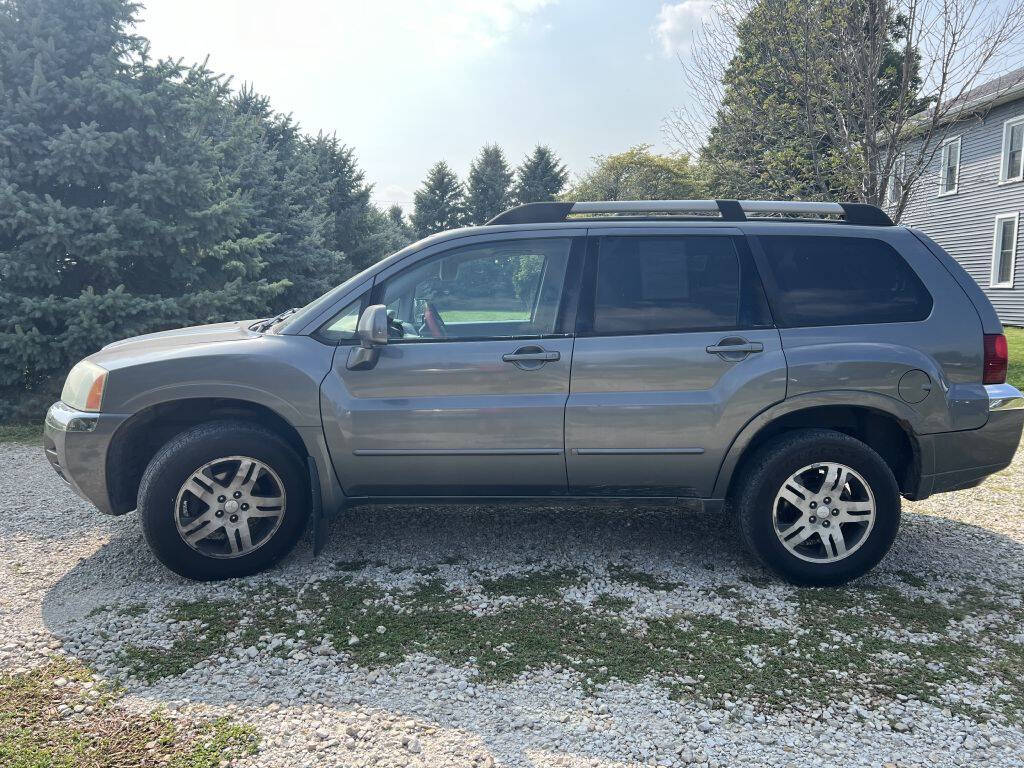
[983,333,1008,385]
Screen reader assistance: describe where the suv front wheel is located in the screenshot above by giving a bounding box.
[138,420,311,580]
[734,429,901,586]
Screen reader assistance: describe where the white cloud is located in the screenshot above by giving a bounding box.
[654,1,715,57]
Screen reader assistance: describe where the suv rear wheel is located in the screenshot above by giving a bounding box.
[733,429,901,586]
[138,420,310,580]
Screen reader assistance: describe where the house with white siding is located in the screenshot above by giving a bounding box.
[892,69,1024,326]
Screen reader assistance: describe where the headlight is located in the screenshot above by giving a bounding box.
[61,360,108,412]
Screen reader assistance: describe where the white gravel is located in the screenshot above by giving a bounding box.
[2,441,1023,767]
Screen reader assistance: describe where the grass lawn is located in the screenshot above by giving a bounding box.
[443,310,530,322]
[0,422,40,445]
[1005,326,1024,391]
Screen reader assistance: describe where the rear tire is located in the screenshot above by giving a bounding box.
[138,420,310,580]
[733,429,901,586]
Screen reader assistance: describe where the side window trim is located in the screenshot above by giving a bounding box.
[312,290,370,346]
[575,232,773,338]
[367,235,584,345]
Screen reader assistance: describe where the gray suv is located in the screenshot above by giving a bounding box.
[43,199,1024,585]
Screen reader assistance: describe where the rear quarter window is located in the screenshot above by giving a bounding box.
[756,235,933,327]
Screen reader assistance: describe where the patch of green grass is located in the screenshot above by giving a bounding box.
[442,310,530,322]
[480,569,580,599]
[0,423,40,444]
[0,658,257,768]
[1005,326,1024,390]
[607,564,681,592]
[895,570,927,589]
[593,594,632,612]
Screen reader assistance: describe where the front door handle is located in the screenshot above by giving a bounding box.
[706,337,764,361]
[502,345,560,370]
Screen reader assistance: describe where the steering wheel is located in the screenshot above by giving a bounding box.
[420,301,448,339]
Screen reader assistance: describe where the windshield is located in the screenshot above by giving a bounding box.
[274,237,432,334]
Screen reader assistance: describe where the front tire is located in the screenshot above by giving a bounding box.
[733,429,901,586]
[138,420,310,580]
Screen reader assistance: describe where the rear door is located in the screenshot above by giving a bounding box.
[565,227,787,497]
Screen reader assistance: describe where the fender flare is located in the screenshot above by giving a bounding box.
[711,390,929,499]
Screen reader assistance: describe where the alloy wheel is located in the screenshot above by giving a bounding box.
[771,462,876,563]
[174,456,286,559]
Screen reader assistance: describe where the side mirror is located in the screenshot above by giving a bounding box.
[357,304,389,348]
[348,304,388,371]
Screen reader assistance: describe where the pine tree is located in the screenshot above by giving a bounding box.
[466,144,513,224]
[411,162,466,238]
[0,0,293,417]
[513,145,569,204]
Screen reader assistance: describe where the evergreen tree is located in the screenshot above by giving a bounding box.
[411,162,466,238]
[466,144,513,224]
[513,145,568,204]
[565,145,704,201]
[0,0,287,417]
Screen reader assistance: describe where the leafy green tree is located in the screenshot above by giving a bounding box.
[411,161,466,238]
[513,145,569,204]
[466,144,513,224]
[564,145,705,201]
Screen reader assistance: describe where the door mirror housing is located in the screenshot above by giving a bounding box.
[357,304,389,348]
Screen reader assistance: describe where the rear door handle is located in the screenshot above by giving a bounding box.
[706,338,764,360]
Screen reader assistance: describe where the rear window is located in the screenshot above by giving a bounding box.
[757,235,932,327]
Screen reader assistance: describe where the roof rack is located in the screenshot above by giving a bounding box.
[485,199,894,227]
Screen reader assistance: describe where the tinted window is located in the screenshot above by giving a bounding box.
[592,236,741,334]
[758,235,932,327]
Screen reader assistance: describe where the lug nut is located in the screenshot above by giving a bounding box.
[218,495,226,503]
[241,503,249,511]
[215,510,224,518]
[821,519,831,527]
[233,491,242,499]
[809,515,817,524]
[809,501,818,510]
[229,514,239,523]
[823,496,831,504]
[831,508,840,516]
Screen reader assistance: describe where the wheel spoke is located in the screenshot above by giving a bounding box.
[229,459,258,490]
[824,527,847,558]
[778,484,809,511]
[236,522,253,552]
[842,501,873,514]
[247,506,284,518]
[827,464,849,495]
[781,523,818,547]
[187,474,218,505]
[183,512,222,545]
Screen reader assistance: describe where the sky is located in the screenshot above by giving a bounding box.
[136,0,713,209]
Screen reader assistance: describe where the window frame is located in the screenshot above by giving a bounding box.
[999,115,1024,185]
[574,231,774,338]
[937,135,961,197]
[886,153,905,207]
[365,234,585,345]
[990,212,1020,289]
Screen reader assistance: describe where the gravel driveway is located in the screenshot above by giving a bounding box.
[2,441,1023,768]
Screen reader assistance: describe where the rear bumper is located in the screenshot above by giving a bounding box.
[43,402,128,515]
[916,384,1024,497]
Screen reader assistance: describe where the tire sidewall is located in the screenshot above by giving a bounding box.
[742,433,901,585]
[140,423,310,580]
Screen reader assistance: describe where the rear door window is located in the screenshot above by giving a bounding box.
[589,235,751,335]
[755,235,932,327]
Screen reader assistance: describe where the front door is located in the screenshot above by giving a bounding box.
[320,232,584,496]
[565,229,787,498]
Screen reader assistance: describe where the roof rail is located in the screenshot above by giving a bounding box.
[486,199,894,227]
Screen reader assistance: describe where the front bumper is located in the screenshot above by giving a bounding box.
[917,383,1024,497]
[43,402,129,515]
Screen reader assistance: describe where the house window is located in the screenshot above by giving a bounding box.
[991,213,1019,289]
[886,154,905,206]
[1001,116,1024,183]
[938,137,960,195]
